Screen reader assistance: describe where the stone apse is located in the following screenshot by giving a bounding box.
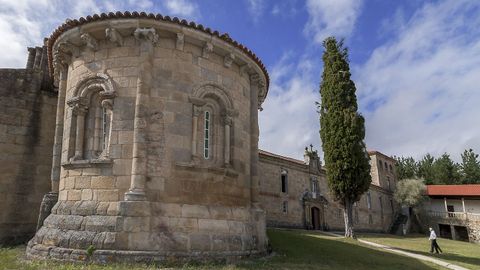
[27,12,269,262]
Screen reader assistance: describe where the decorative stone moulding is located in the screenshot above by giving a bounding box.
[28,12,270,264]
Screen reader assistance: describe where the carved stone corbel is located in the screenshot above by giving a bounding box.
[176,33,184,51]
[80,33,98,51]
[224,53,235,68]
[134,27,159,44]
[202,42,213,58]
[240,63,251,76]
[105,28,123,47]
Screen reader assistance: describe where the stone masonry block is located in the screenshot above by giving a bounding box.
[181,204,209,218]
[91,176,115,189]
[198,219,229,233]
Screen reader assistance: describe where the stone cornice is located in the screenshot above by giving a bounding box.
[46,11,270,98]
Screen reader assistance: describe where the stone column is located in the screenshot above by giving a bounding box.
[51,68,68,191]
[125,28,157,201]
[191,106,201,157]
[223,115,232,166]
[36,66,68,230]
[26,47,36,69]
[249,74,262,207]
[100,98,114,159]
[72,104,87,160]
[33,47,43,69]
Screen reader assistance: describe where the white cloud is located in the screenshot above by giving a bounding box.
[259,53,322,160]
[164,0,199,19]
[304,0,363,44]
[355,1,480,161]
[247,0,266,22]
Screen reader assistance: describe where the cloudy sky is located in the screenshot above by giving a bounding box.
[1,0,479,162]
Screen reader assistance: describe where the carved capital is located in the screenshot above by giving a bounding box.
[202,42,213,58]
[189,96,206,107]
[224,53,235,68]
[99,90,116,100]
[176,33,184,51]
[71,102,88,116]
[134,28,159,44]
[80,33,98,51]
[193,105,203,117]
[105,28,123,47]
[101,99,114,110]
[222,115,233,126]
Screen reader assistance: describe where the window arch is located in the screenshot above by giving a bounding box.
[190,83,235,167]
[66,73,115,162]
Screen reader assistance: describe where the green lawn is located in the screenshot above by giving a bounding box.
[359,233,480,270]
[0,229,443,270]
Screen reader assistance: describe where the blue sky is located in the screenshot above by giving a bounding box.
[1,0,479,162]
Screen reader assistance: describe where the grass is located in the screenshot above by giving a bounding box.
[359,233,480,270]
[0,229,444,270]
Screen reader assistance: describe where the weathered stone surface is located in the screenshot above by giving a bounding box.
[24,15,269,262]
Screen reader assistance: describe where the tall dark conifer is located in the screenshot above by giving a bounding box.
[319,37,371,238]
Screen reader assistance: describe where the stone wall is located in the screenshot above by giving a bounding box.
[27,15,269,262]
[258,150,398,233]
[0,67,56,244]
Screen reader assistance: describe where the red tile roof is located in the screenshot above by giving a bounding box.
[46,11,269,89]
[426,184,480,196]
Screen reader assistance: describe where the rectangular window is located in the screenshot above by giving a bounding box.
[311,177,319,193]
[282,201,288,214]
[368,214,373,224]
[390,199,394,213]
[387,176,391,190]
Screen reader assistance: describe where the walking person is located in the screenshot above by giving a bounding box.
[429,227,443,254]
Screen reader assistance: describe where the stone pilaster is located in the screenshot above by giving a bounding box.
[125,28,156,201]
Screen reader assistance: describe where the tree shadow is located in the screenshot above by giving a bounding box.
[240,230,441,270]
[395,247,480,268]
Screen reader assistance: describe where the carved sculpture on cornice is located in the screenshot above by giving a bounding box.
[80,33,98,51]
[224,53,235,68]
[105,28,123,47]
[134,27,159,44]
[202,42,213,58]
[176,33,184,51]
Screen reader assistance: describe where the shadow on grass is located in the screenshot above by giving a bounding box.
[256,229,441,270]
[395,247,480,268]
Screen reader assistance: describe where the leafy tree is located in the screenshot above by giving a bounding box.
[319,37,371,238]
[460,149,480,184]
[432,153,461,184]
[394,178,426,208]
[394,156,417,180]
[417,154,435,184]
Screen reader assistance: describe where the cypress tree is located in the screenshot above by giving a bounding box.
[319,37,371,238]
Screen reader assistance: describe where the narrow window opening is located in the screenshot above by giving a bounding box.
[282,201,288,214]
[203,111,210,159]
[281,171,288,193]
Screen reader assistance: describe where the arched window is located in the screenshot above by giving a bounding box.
[66,74,115,163]
[190,83,235,167]
[378,160,382,170]
[203,110,211,159]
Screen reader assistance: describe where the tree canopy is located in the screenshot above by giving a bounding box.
[394,149,480,184]
[319,37,371,238]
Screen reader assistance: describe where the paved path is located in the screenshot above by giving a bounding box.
[318,231,470,270]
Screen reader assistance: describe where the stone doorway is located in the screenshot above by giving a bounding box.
[311,207,321,230]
